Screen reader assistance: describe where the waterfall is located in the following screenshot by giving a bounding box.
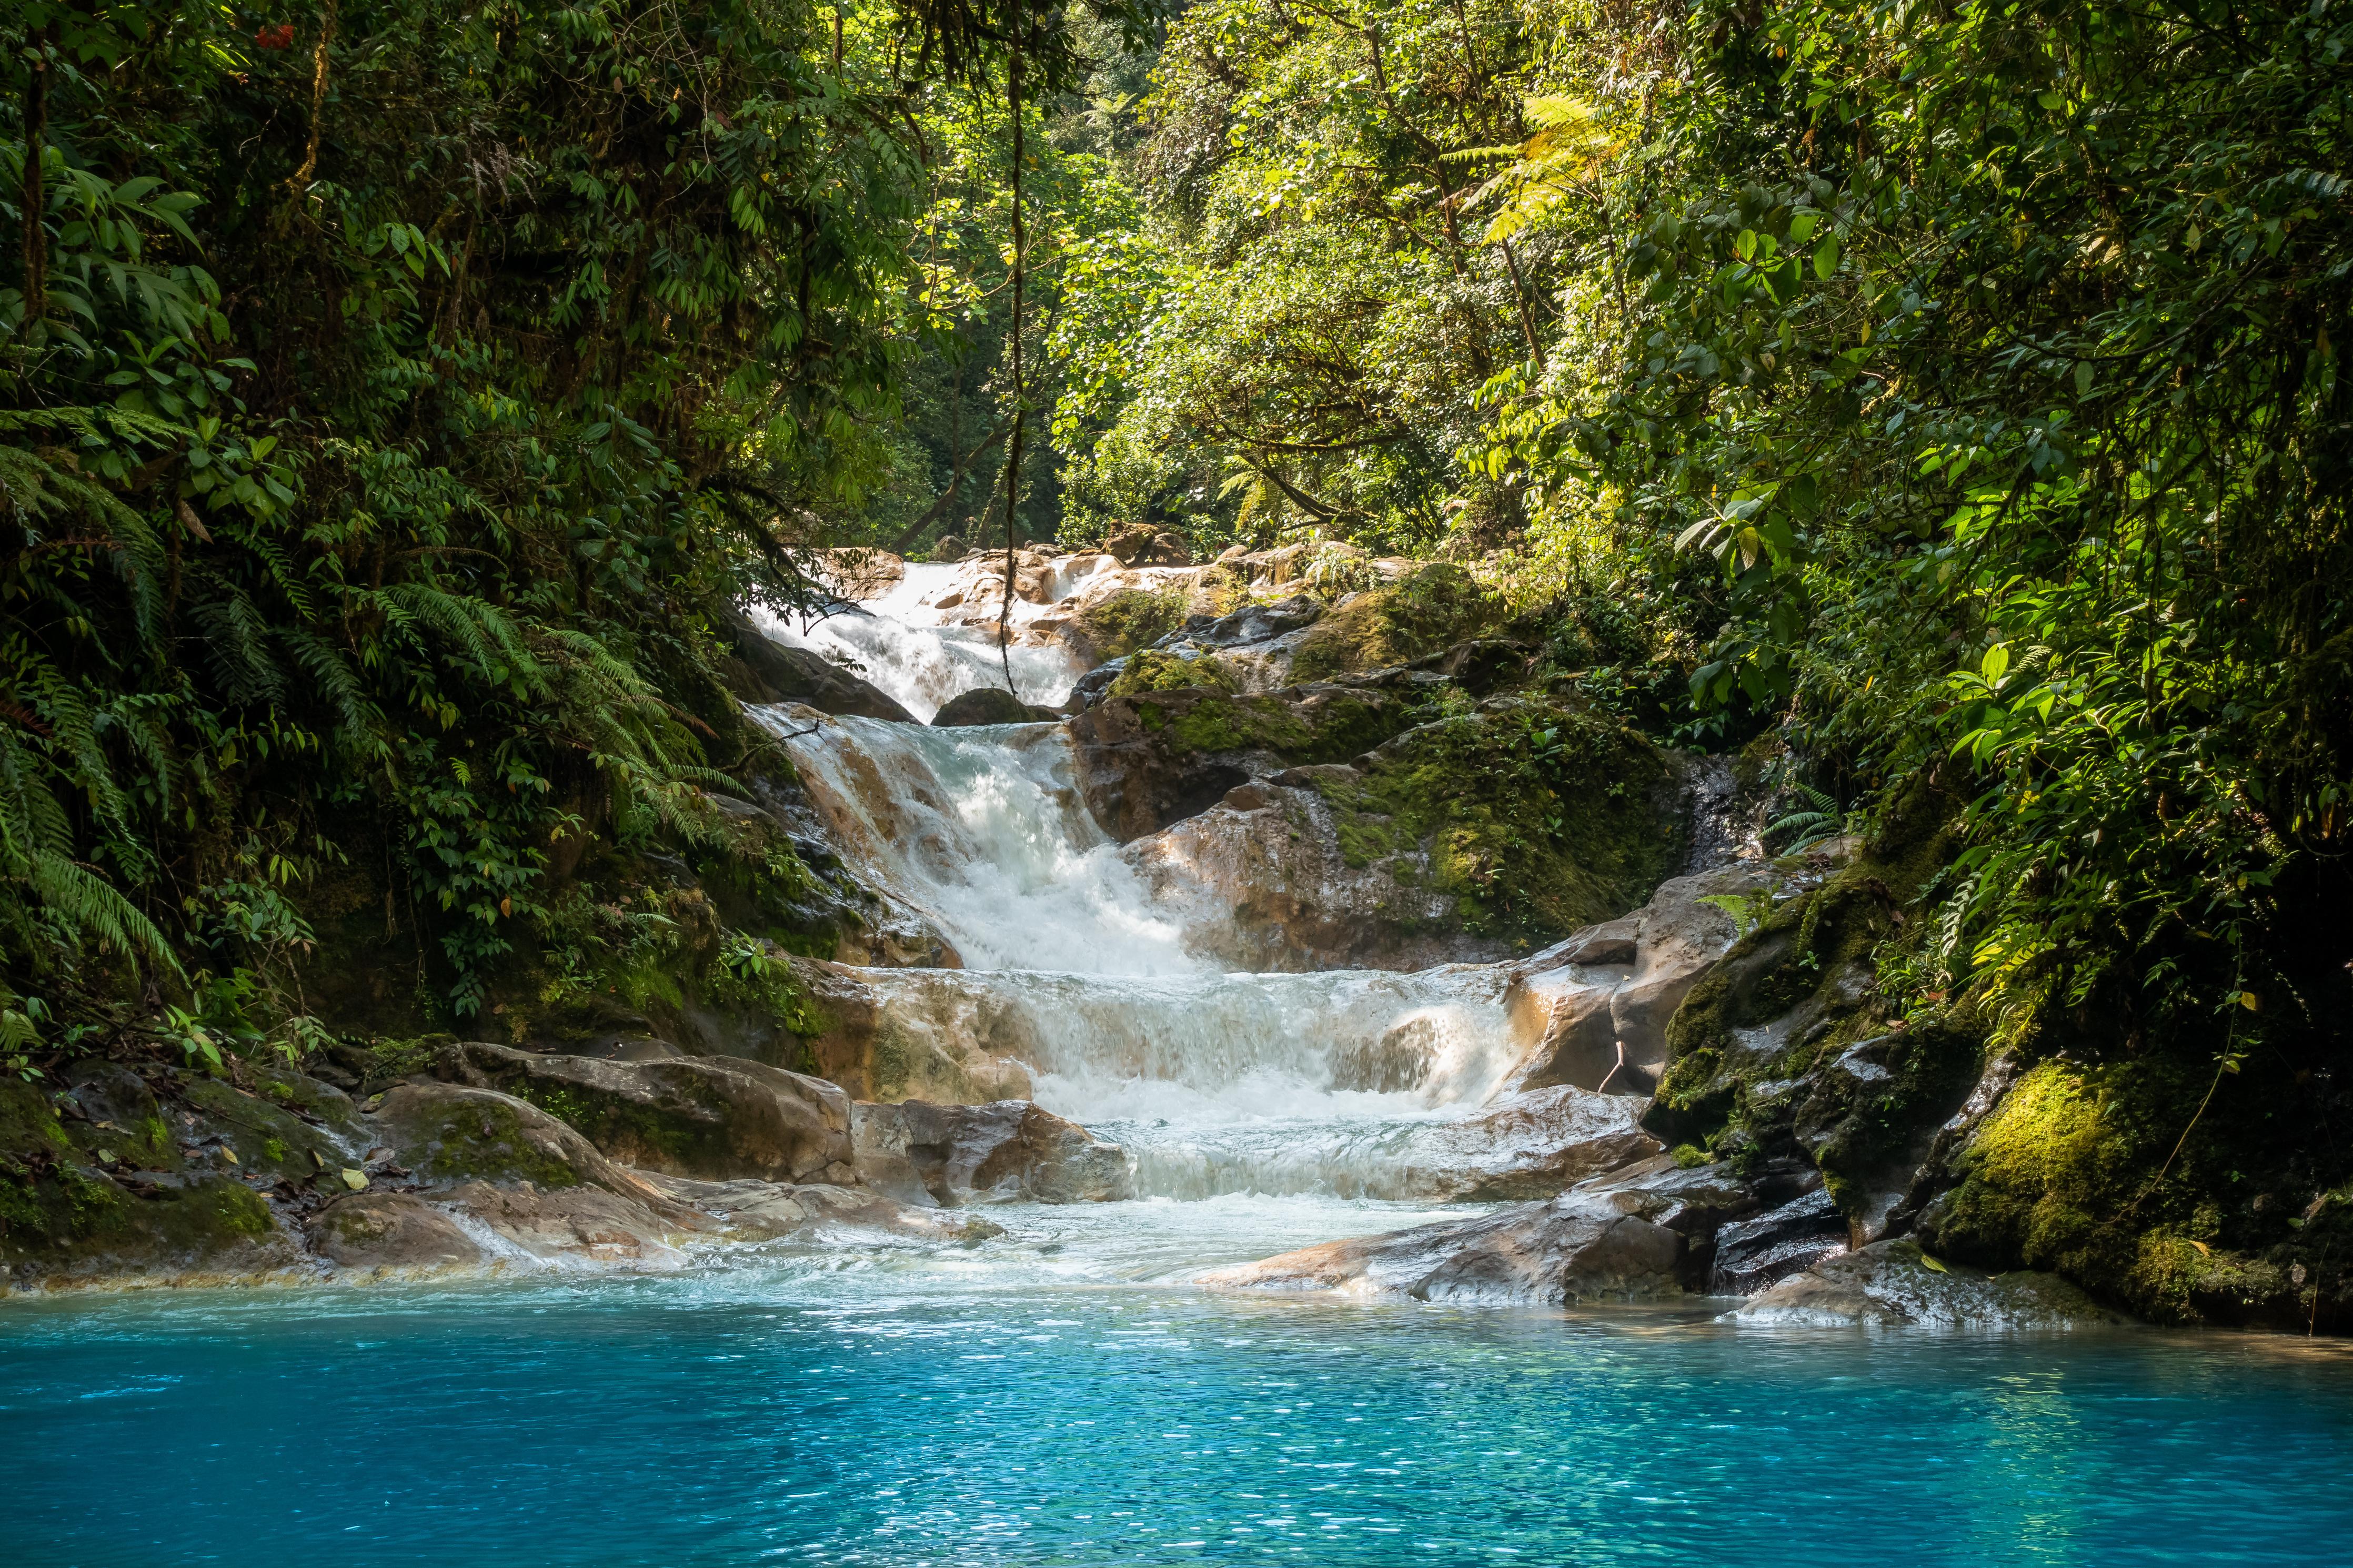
[745,562,1098,721]
[747,561,1564,1206]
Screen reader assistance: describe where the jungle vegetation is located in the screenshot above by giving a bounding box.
[5,0,2349,1312]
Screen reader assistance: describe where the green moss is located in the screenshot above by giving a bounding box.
[1109,648,1240,699]
[411,1098,584,1188]
[179,1076,344,1178]
[1074,586,1187,659]
[1288,563,1502,681]
[1304,703,1678,945]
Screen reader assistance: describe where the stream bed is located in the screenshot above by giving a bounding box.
[4,1221,2351,1567]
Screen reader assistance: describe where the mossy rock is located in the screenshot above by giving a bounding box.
[1298,702,1681,947]
[430,1041,854,1183]
[1288,564,1502,682]
[1072,585,1187,661]
[371,1082,596,1189]
[1109,648,1240,699]
[178,1075,355,1180]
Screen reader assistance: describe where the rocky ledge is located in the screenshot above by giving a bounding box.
[1,1042,1133,1294]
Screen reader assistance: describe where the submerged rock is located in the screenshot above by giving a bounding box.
[1729,1239,2127,1329]
[851,1099,1132,1206]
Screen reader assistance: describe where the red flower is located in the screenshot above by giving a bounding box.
[255,23,296,49]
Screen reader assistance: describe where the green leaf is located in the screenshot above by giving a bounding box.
[1980,643,2010,684]
[1734,229,1757,261]
[1813,237,1840,279]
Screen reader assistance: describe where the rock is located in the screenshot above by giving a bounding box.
[1201,1187,1684,1305]
[1729,1239,2129,1329]
[305,1192,488,1274]
[782,955,1037,1105]
[931,686,1039,727]
[851,1099,1132,1206]
[429,1042,857,1186]
[816,548,904,600]
[726,609,917,722]
[1122,776,1493,971]
[1532,915,1643,969]
[1708,1188,1850,1294]
[430,1179,697,1269]
[1105,524,1192,566]
[1407,638,1534,694]
[930,534,966,561]
[1369,1086,1662,1201]
[1159,594,1324,650]
[640,1171,1004,1244]
[1500,972,1625,1094]
[1610,866,1774,1071]
[370,1082,697,1219]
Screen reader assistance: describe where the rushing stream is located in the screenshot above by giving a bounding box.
[8,565,2353,1565]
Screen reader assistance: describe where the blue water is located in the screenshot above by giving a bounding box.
[4,1221,2350,1568]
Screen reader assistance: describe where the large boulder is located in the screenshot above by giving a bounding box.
[1729,1239,2128,1329]
[851,1099,1132,1207]
[726,610,916,722]
[428,1041,857,1186]
[304,1192,487,1274]
[639,1171,1003,1243]
[1199,1186,1684,1306]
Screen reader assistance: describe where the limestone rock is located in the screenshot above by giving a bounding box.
[1610,866,1775,1070]
[1729,1239,2128,1329]
[726,609,917,722]
[851,1099,1132,1206]
[305,1192,488,1274]
[370,1082,696,1221]
[431,1179,697,1269]
[1200,1187,1684,1305]
[1500,970,1626,1094]
[1105,524,1193,566]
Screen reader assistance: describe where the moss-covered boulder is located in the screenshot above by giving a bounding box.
[1069,679,1425,841]
[1295,702,1686,950]
[429,1041,857,1185]
[1286,563,1502,682]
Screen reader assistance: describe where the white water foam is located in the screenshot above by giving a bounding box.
[747,563,1099,721]
[757,707,1197,975]
[745,563,1546,1209]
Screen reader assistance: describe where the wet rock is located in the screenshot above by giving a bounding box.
[851,1099,1132,1206]
[1201,1187,1684,1305]
[783,955,1037,1106]
[1708,1188,1850,1294]
[1500,972,1625,1094]
[1374,1086,1663,1201]
[1154,594,1325,653]
[1122,777,1489,971]
[638,1172,1003,1244]
[1729,1239,2128,1329]
[931,686,1038,727]
[1610,866,1776,1071]
[726,609,917,722]
[305,1192,487,1274]
[430,1180,698,1269]
[429,1043,857,1186]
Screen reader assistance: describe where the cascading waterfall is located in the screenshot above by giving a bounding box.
[754,567,1544,1207]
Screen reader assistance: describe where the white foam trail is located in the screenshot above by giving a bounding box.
[757,707,1198,975]
[747,564,1094,721]
[848,965,1536,1198]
